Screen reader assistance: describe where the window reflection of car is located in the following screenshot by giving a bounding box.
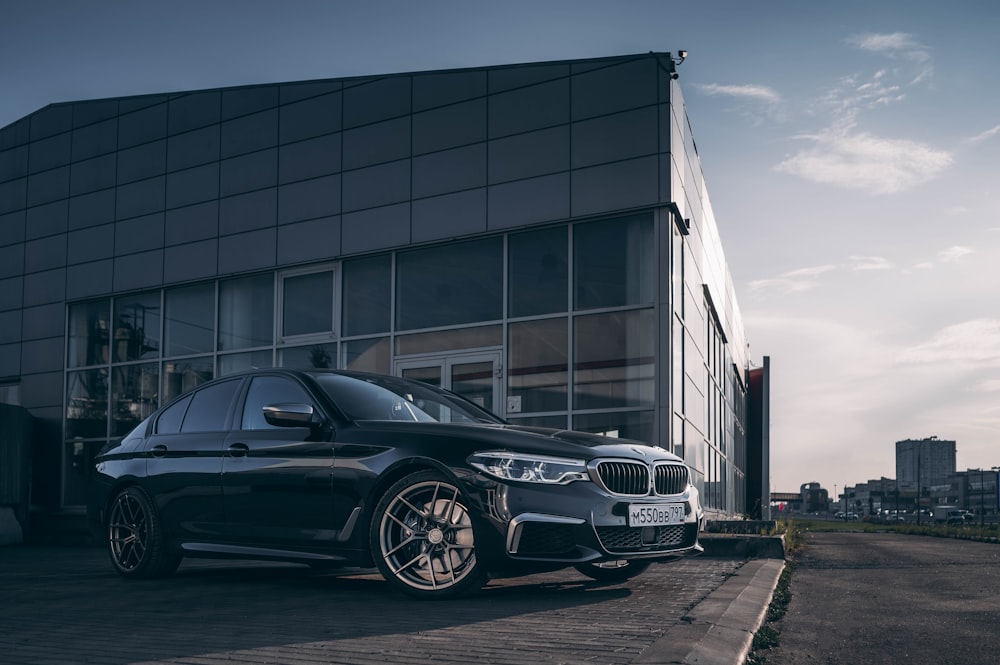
[87,369,705,599]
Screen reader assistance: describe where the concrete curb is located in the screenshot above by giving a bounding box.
[632,557,785,665]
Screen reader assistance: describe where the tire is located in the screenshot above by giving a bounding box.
[574,559,652,582]
[106,486,181,579]
[371,470,488,599]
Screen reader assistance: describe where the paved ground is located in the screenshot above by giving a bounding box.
[0,542,782,665]
[759,531,1000,665]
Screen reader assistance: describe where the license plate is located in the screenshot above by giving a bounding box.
[628,503,685,527]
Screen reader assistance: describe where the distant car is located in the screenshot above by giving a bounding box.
[88,369,705,598]
[847,512,860,521]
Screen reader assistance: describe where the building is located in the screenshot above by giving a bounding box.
[895,437,956,498]
[0,52,768,536]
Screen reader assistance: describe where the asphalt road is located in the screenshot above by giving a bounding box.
[760,531,1000,665]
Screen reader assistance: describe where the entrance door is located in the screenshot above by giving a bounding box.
[394,352,502,416]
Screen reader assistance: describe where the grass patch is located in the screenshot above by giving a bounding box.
[744,519,801,665]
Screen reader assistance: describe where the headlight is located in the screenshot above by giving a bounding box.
[468,452,590,485]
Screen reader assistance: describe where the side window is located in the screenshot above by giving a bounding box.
[156,394,192,434]
[241,376,313,430]
[180,379,242,433]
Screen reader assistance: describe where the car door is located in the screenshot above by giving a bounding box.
[222,374,338,549]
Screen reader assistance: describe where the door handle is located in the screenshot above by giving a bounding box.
[227,443,249,458]
[150,444,167,458]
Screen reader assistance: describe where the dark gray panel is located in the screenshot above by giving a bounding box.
[280,80,342,105]
[0,210,25,246]
[20,303,63,340]
[413,70,487,111]
[571,107,657,169]
[24,234,66,273]
[488,79,569,139]
[21,339,64,375]
[571,59,658,121]
[165,201,218,245]
[113,249,163,291]
[22,268,66,306]
[169,91,221,134]
[222,85,279,120]
[570,156,658,217]
[166,163,219,209]
[27,167,70,206]
[164,239,218,283]
[66,260,113,299]
[0,276,22,311]
[117,140,166,184]
[30,106,72,141]
[278,134,341,184]
[220,149,277,197]
[70,153,116,196]
[412,99,486,155]
[68,189,116,230]
[412,144,486,199]
[25,199,67,239]
[276,215,341,264]
[167,125,220,171]
[0,118,30,151]
[411,189,486,243]
[28,133,71,173]
[487,173,570,231]
[221,109,278,158]
[343,117,409,171]
[72,99,118,128]
[488,63,569,94]
[116,212,164,255]
[116,176,165,220]
[277,175,340,225]
[0,310,20,344]
[219,188,276,235]
[0,177,26,214]
[118,103,168,149]
[67,223,114,264]
[0,145,28,182]
[279,91,342,144]
[0,243,25,278]
[341,203,410,254]
[18,370,62,409]
[341,160,409,213]
[0,343,20,377]
[488,125,569,184]
[119,94,169,115]
[218,228,276,273]
[71,118,117,161]
[343,77,411,129]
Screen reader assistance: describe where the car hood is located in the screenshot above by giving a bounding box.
[351,421,682,464]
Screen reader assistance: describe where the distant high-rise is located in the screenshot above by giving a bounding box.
[896,437,956,491]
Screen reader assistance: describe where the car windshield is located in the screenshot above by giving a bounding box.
[311,372,503,424]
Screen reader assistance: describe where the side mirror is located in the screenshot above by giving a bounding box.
[262,403,320,428]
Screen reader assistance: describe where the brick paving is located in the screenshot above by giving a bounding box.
[0,546,747,665]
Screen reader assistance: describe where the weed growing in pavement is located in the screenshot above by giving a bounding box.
[744,519,802,665]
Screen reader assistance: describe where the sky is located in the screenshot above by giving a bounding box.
[2,0,998,496]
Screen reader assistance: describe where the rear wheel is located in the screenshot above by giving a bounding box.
[106,486,181,578]
[371,470,488,599]
[574,559,652,582]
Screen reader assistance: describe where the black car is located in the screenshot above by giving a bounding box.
[88,369,704,598]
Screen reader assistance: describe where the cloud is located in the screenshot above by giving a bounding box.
[848,255,893,271]
[965,124,1000,145]
[898,319,1000,366]
[938,246,974,262]
[847,32,933,84]
[748,264,836,296]
[693,83,781,104]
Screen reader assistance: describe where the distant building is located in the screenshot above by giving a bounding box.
[896,437,956,494]
[800,482,828,513]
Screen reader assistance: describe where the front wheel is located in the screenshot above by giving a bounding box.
[106,486,181,579]
[371,470,488,599]
[574,559,652,582]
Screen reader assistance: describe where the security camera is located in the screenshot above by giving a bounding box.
[678,50,688,60]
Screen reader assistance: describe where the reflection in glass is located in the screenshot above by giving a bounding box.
[506,414,567,430]
[165,283,215,356]
[218,350,273,376]
[396,237,502,330]
[508,318,567,413]
[401,366,442,388]
[67,300,110,368]
[395,325,501,355]
[574,309,654,409]
[65,368,109,439]
[343,255,391,336]
[163,357,213,403]
[573,411,654,445]
[279,343,337,369]
[451,361,493,411]
[574,214,653,310]
[509,227,567,317]
[63,440,103,507]
[111,363,159,436]
[113,292,161,362]
[343,337,390,374]
[219,274,274,350]
[282,270,333,338]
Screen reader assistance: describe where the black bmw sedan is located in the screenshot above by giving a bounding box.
[88,369,704,598]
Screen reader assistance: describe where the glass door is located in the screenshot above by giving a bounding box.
[394,352,502,416]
